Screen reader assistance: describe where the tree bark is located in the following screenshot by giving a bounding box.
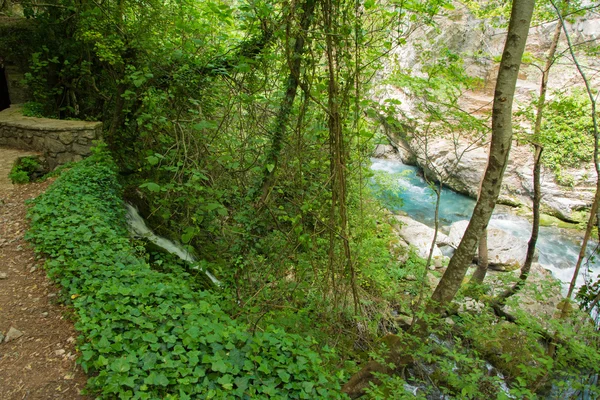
[428,0,535,309]
[471,228,489,284]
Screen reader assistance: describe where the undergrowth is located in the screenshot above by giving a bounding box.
[26,146,345,399]
[9,156,43,184]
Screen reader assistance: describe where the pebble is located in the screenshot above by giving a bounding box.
[55,349,65,356]
[30,266,36,273]
[4,327,24,343]
[0,272,7,279]
[41,312,49,317]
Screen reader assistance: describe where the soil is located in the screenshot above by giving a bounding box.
[0,147,89,399]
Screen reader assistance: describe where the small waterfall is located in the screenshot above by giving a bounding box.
[125,204,220,286]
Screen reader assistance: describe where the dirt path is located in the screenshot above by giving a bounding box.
[0,147,88,399]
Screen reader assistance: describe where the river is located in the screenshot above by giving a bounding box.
[371,158,600,291]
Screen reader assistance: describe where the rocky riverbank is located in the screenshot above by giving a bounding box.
[372,3,600,224]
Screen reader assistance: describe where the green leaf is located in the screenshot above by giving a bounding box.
[146,155,160,166]
[211,359,228,373]
[145,372,169,386]
[110,357,131,373]
[277,369,290,383]
[141,182,161,193]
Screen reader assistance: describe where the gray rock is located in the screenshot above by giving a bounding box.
[485,229,529,271]
[4,327,24,343]
[58,131,74,145]
[373,144,396,158]
[44,137,66,153]
[447,220,529,271]
[72,142,91,156]
[394,215,450,264]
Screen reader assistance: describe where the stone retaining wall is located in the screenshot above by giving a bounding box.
[0,106,102,169]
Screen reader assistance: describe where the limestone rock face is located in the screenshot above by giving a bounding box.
[373,5,600,222]
[485,228,529,271]
[386,134,595,223]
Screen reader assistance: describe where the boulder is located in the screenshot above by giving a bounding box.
[372,144,396,158]
[447,220,529,271]
[395,215,450,266]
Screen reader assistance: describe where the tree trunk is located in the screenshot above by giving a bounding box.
[495,21,560,303]
[323,0,358,313]
[428,0,535,309]
[471,229,488,284]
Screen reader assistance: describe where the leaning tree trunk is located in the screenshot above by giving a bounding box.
[343,1,536,398]
[495,20,561,304]
[427,0,535,310]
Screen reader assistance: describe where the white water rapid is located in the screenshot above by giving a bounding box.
[371,158,600,292]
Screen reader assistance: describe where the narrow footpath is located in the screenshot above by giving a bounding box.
[0,147,88,399]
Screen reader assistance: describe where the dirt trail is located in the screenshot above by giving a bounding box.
[0,147,88,399]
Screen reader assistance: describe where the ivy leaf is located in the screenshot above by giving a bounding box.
[145,372,169,386]
[277,369,290,383]
[211,359,228,373]
[110,357,131,373]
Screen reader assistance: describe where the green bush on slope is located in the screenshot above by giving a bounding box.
[26,147,343,399]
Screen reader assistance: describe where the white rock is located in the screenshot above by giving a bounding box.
[447,220,529,271]
[395,215,450,262]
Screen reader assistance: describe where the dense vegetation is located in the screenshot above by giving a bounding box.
[3,0,600,397]
[26,148,344,399]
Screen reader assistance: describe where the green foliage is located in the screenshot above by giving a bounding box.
[518,92,595,184]
[0,18,41,70]
[26,147,345,399]
[21,101,45,118]
[9,156,42,184]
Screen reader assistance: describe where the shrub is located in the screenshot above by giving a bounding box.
[26,146,344,399]
[9,156,43,184]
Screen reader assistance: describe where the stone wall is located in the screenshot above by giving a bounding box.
[0,106,102,169]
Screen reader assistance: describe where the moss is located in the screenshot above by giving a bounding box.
[539,213,581,229]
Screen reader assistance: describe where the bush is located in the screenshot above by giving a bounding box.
[26,146,344,399]
[9,156,43,184]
